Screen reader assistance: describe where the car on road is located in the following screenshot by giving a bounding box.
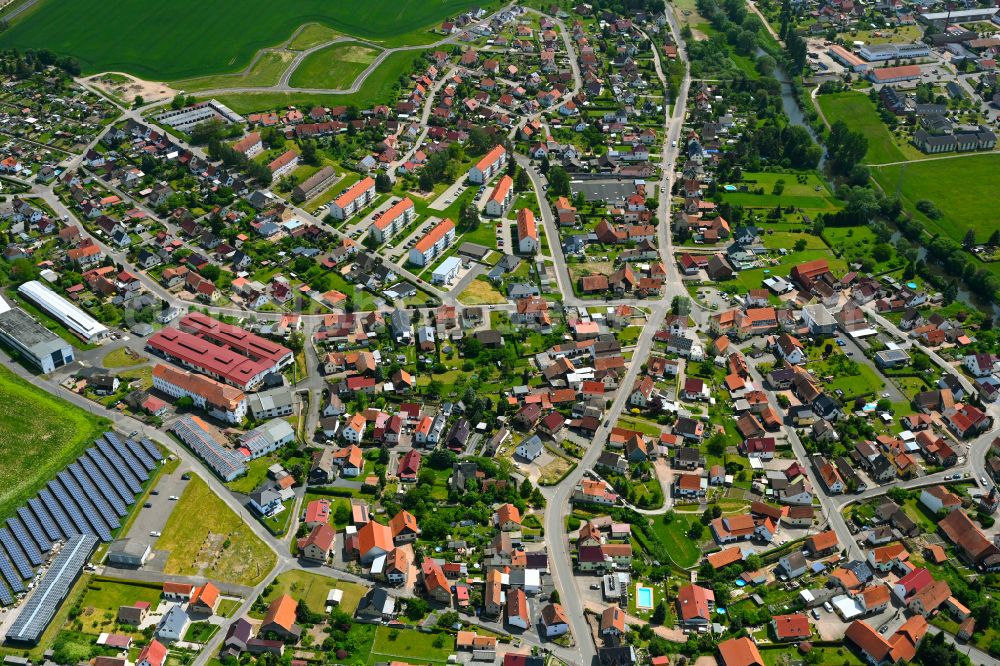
[169,495,179,500]
[151,490,159,495]
[836,339,846,346]
[149,531,161,537]
[881,393,890,398]
[983,477,989,486]
[143,502,152,508]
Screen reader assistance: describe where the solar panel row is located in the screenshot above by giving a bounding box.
[84,449,134,504]
[93,443,143,495]
[55,473,112,542]
[48,481,94,540]
[0,550,24,593]
[67,464,121,528]
[78,457,128,517]
[104,433,149,482]
[17,507,51,553]
[0,529,33,580]
[139,437,161,462]
[27,499,61,544]
[124,436,156,472]
[0,581,13,606]
[38,490,75,541]
[7,519,43,566]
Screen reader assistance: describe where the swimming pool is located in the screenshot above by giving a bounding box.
[636,585,654,610]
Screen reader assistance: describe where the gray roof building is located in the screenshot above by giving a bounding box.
[0,299,75,373]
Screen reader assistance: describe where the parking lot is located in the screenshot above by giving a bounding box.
[120,462,191,571]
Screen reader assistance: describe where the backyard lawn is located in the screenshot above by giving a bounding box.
[648,514,701,568]
[719,171,840,212]
[0,365,108,522]
[157,475,275,586]
[370,626,454,665]
[264,570,366,615]
[816,92,906,164]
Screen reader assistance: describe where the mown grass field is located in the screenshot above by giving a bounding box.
[208,49,426,114]
[289,42,380,89]
[0,365,108,521]
[289,24,342,50]
[816,92,906,164]
[157,475,275,586]
[370,627,454,665]
[719,171,840,212]
[648,514,701,568]
[174,51,295,92]
[873,154,1000,244]
[263,570,366,614]
[0,0,486,79]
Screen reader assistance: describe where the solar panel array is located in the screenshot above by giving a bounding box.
[0,529,34,580]
[56,471,113,542]
[38,489,75,541]
[7,518,43,566]
[0,432,158,611]
[102,433,149,482]
[0,549,24,593]
[78,457,127,517]
[93,443,142,495]
[27,499,61,544]
[8,535,98,644]
[17,507,51,553]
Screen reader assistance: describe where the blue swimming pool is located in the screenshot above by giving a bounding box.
[636,586,654,610]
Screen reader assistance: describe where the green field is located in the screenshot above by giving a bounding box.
[208,49,425,114]
[816,92,906,164]
[874,154,1000,244]
[648,514,701,568]
[174,51,295,92]
[0,0,485,79]
[720,171,840,211]
[289,24,342,50]
[263,570,366,615]
[370,627,454,665]
[157,475,275,586]
[0,365,108,521]
[289,42,380,89]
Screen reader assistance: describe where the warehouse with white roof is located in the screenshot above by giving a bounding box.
[17,280,109,342]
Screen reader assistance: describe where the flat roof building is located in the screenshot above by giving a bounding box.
[432,256,462,285]
[17,280,109,342]
[0,297,74,373]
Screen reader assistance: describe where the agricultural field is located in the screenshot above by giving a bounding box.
[289,42,380,89]
[157,475,275,586]
[0,365,108,521]
[815,92,909,164]
[873,154,1000,244]
[0,0,486,79]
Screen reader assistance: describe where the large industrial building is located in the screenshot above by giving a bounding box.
[17,280,109,343]
[0,297,74,373]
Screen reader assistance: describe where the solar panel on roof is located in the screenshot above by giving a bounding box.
[0,550,24,593]
[68,464,121,527]
[0,580,13,606]
[38,490,75,539]
[93,443,142,495]
[124,437,155,471]
[17,507,51,553]
[85,449,134,504]
[78,458,127,517]
[7,519,43,566]
[8,534,97,644]
[139,436,161,462]
[55,474,112,542]
[0,529,33,579]
[48,481,94,539]
[103,433,148,482]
